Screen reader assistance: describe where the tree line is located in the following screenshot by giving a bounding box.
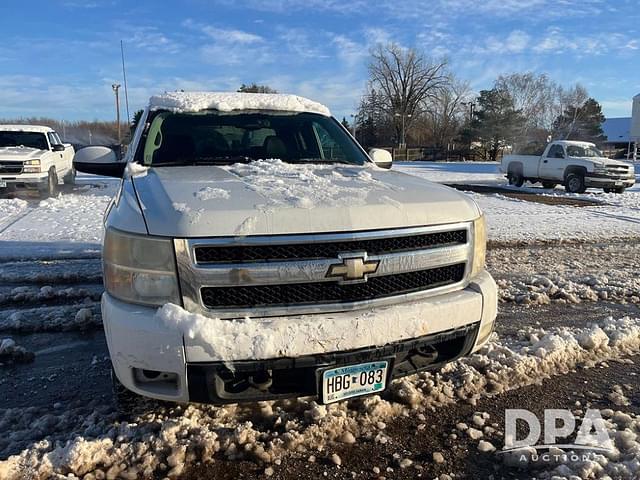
[352,44,606,161]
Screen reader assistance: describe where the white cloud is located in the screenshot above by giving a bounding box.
[201,26,264,44]
[505,30,530,53]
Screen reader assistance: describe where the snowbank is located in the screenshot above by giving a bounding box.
[149,92,331,116]
[2,316,640,478]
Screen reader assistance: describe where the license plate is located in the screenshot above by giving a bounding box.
[321,361,389,404]
[0,181,6,188]
[615,181,623,186]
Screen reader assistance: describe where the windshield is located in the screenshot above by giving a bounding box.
[137,111,368,166]
[566,145,603,158]
[0,131,48,150]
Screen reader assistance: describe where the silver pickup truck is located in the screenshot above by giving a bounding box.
[73,91,497,406]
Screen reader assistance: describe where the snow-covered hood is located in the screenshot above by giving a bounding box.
[0,146,46,160]
[131,160,481,237]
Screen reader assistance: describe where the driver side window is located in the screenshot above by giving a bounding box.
[548,145,564,159]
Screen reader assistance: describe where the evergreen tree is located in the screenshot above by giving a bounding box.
[552,97,606,143]
[470,88,525,161]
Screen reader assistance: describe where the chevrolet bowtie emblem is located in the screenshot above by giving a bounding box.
[326,256,379,282]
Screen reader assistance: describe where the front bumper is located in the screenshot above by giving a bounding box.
[102,270,497,404]
[0,172,48,188]
[584,175,635,189]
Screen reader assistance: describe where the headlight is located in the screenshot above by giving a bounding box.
[23,159,41,173]
[470,214,487,278]
[103,228,180,306]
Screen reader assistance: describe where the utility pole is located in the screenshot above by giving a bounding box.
[112,83,121,146]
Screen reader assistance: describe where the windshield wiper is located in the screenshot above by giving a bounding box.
[191,156,253,165]
[150,156,253,167]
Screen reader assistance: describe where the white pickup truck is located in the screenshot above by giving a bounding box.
[501,140,635,193]
[0,125,75,197]
[73,91,497,406]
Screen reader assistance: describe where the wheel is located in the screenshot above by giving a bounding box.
[39,168,58,198]
[507,171,524,187]
[542,181,557,189]
[565,173,586,193]
[63,167,76,185]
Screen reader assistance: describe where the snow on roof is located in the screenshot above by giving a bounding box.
[553,140,596,147]
[148,91,331,116]
[0,125,54,133]
[602,117,631,144]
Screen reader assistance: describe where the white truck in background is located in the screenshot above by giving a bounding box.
[500,140,635,194]
[0,125,75,198]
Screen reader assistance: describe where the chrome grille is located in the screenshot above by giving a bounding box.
[0,161,23,175]
[175,223,474,318]
[605,165,633,179]
[194,229,467,263]
[201,263,465,309]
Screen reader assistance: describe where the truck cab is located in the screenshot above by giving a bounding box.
[501,140,635,193]
[0,125,75,197]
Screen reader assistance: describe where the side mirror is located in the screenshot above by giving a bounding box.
[368,148,393,169]
[73,146,125,178]
[52,144,65,152]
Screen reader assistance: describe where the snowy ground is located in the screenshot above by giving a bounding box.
[0,175,117,260]
[395,161,640,244]
[1,162,640,479]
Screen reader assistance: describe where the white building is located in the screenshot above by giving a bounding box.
[601,93,640,159]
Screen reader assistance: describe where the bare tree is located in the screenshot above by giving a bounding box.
[495,73,556,147]
[551,84,589,140]
[422,78,471,149]
[368,43,449,145]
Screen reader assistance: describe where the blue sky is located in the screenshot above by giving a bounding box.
[0,0,638,122]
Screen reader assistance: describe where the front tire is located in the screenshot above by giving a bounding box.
[39,168,58,198]
[63,167,76,185]
[508,172,524,187]
[565,173,586,193]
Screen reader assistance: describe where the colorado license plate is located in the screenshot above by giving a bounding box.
[321,361,389,404]
[0,181,6,188]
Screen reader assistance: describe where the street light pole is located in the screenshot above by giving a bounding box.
[112,83,121,146]
[394,112,412,149]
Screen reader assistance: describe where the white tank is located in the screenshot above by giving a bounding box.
[631,93,640,140]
